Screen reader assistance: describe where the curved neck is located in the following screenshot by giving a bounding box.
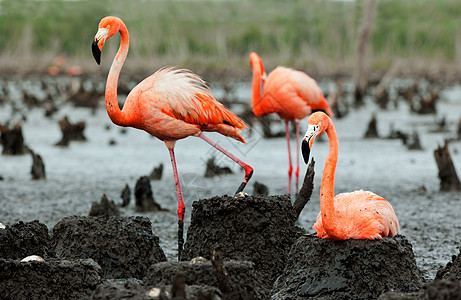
[320,121,338,225]
[105,22,129,126]
[251,65,263,113]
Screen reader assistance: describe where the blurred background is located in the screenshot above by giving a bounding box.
[0,0,460,79]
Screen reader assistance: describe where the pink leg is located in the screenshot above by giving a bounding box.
[198,133,253,195]
[295,121,300,194]
[285,121,292,195]
[168,148,185,259]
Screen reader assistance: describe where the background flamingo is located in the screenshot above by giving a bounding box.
[301,112,400,240]
[249,52,333,195]
[92,16,253,257]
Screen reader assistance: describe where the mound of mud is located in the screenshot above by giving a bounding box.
[51,216,166,279]
[0,258,102,300]
[0,220,53,259]
[91,281,220,300]
[436,247,461,280]
[272,234,423,299]
[379,279,461,300]
[143,259,270,299]
[180,194,305,283]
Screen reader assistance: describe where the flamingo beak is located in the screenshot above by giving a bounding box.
[302,139,310,164]
[92,27,109,65]
[92,39,101,65]
[302,124,319,164]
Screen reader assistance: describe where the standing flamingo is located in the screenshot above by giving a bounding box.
[301,112,400,240]
[249,52,333,195]
[92,16,253,257]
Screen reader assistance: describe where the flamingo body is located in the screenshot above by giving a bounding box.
[122,68,246,143]
[313,190,400,240]
[93,16,253,257]
[302,112,400,240]
[256,66,330,121]
[249,52,332,194]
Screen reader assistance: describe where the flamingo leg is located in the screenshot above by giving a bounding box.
[295,121,300,194]
[285,121,293,195]
[198,133,253,195]
[168,148,185,260]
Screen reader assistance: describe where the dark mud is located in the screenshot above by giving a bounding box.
[379,248,461,300]
[0,194,459,299]
[144,260,269,299]
[51,216,167,279]
[0,220,53,259]
[181,194,305,285]
[272,234,423,299]
[0,258,102,300]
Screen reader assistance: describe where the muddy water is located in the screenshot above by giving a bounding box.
[0,79,460,281]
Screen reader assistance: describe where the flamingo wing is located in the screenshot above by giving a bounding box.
[124,67,247,141]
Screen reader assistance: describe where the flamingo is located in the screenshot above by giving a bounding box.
[249,52,333,195]
[92,16,253,257]
[301,112,400,240]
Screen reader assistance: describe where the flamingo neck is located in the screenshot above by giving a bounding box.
[251,65,263,116]
[320,120,338,227]
[105,22,129,126]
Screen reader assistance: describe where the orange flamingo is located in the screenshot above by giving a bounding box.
[301,112,400,240]
[92,16,253,256]
[249,52,333,195]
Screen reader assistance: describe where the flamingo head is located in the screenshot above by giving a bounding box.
[249,52,265,76]
[301,112,330,164]
[92,16,122,65]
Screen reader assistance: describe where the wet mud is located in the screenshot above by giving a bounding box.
[181,194,306,285]
[51,216,167,279]
[0,194,459,299]
[272,234,423,299]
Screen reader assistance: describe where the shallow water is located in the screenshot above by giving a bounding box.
[0,79,460,281]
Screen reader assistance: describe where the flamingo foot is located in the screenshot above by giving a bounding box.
[234,165,254,195]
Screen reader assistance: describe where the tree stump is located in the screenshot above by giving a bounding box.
[30,150,46,180]
[253,181,269,197]
[134,176,163,212]
[434,141,461,191]
[407,131,423,150]
[120,184,131,207]
[292,158,315,221]
[149,163,163,180]
[211,250,250,300]
[411,90,439,115]
[364,114,379,138]
[55,116,86,147]
[0,123,28,155]
[89,194,120,217]
[204,156,233,178]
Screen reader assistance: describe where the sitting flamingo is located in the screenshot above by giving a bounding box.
[301,112,400,240]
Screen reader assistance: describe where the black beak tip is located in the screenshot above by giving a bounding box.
[92,40,101,65]
[301,139,310,164]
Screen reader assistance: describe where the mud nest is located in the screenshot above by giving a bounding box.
[0,258,102,300]
[0,220,53,259]
[180,194,305,285]
[273,234,423,299]
[51,216,166,279]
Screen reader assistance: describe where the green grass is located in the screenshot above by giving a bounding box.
[0,0,459,75]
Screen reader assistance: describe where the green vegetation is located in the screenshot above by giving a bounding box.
[0,0,460,75]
